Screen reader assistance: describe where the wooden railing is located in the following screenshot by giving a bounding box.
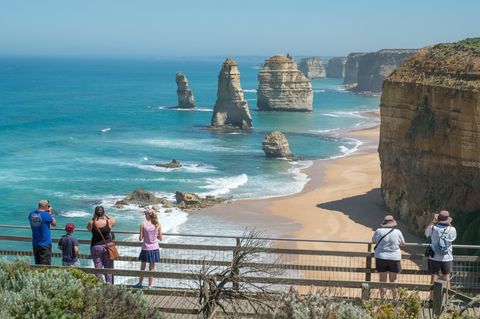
[0,224,479,316]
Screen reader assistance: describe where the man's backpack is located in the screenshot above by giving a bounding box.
[433,226,450,255]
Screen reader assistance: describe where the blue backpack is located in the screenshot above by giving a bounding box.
[433,226,450,255]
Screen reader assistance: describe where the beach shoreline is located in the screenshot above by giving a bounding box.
[202,124,421,249]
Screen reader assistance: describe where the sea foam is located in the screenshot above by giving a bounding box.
[199,174,248,196]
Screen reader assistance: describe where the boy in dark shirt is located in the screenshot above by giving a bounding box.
[58,223,80,267]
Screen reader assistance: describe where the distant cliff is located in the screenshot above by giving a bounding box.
[299,57,326,79]
[379,38,480,234]
[211,58,252,129]
[257,55,313,112]
[343,53,365,86]
[326,57,347,78]
[353,49,418,93]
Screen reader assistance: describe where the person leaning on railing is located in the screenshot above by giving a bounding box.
[425,210,457,289]
[372,215,405,300]
[86,206,116,284]
[28,199,57,265]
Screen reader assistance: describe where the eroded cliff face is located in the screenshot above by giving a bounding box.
[326,57,347,78]
[257,55,313,112]
[343,53,366,86]
[353,49,418,93]
[176,72,196,108]
[379,39,480,234]
[211,58,252,129]
[299,57,326,79]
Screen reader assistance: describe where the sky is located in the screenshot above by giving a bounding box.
[0,0,478,58]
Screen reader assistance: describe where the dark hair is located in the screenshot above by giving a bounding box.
[94,206,105,218]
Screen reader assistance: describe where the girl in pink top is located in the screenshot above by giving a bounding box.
[134,207,163,288]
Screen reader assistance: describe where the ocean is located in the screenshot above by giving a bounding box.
[0,55,380,243]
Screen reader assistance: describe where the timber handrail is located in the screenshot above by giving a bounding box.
[2,223,479,249]
[30,264,433,291]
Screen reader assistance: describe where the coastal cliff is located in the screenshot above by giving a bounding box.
[326,57,347,78]
[353,49,418,93]
[257,55,313,112]
[378,38,480,234]
[299,57,326,79]
[211,58,252,129]
[343,53,366,86]
[176,72,196,108]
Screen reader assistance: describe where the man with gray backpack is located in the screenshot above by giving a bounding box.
[425,210,457,288]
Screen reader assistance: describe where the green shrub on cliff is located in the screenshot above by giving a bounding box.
[455,38,480,50]
[0,258,163,319]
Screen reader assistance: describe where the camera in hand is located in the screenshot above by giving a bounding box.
[424,245,435,258]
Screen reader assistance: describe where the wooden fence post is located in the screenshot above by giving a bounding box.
[432,280,447,315]
[232,237,241,291]
[361,283,370,300]
[365,243,373,282]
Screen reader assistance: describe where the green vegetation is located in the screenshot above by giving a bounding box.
[455,38,480,50]
[0,258,163,319]
[275,289,479,319]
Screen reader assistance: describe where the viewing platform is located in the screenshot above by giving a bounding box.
[0,224,479,318]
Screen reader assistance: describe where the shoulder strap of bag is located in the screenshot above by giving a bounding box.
[374,228,395,250]
[93,220,109,244]
[433,225,448,237]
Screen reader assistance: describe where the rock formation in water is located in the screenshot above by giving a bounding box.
[262,131,294,159]
[211,58,252,129]
[175,191,226,211]
[299,57,326,79]
[343,53,366,86]
[176,73,195,108]
[153,159,182,169]
[379,38,480,234]
[115,188,162,208]
[257,55,313,112]
[326,57,347,78]
[353,49,418,93]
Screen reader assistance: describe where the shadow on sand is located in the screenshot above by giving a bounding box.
[316,188,425,253]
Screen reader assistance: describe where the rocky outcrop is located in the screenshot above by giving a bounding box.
[211,58,252,129]
[153,159,182,169]
[299,57,326,79]
[378,38,480,234]
[326,57,347,78]
[262,131,294,159]
[115,188,162,208]
[353,49,418,93]
[343,53,366,86]
[176,73,195,108]
[257,55,313,112]
[175,191,226,211]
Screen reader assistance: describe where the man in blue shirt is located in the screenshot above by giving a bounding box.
[29,200,57,265]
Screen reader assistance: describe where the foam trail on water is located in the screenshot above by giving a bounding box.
[199,174,248,197]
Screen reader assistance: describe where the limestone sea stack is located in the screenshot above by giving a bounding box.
[257,55,313,112]
[299,57,326,79]
[326,57,347,78]
[262,131,294,159]
[211,58,252,129]
[378,38,480,234]
[343,52,366,86]
[176,72,195,108]
[353,49,418,93]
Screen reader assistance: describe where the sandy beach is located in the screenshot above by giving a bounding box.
[204,125,421,251]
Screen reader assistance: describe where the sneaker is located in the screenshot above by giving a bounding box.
[132,283,143,288]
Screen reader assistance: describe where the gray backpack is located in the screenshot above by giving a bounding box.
[433,226,450,255]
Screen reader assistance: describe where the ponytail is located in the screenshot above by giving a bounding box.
[151,212,160,228]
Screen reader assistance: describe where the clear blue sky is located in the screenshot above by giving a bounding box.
[0,0,478,57]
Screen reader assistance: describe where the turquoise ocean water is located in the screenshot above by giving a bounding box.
[0,56,380,244]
